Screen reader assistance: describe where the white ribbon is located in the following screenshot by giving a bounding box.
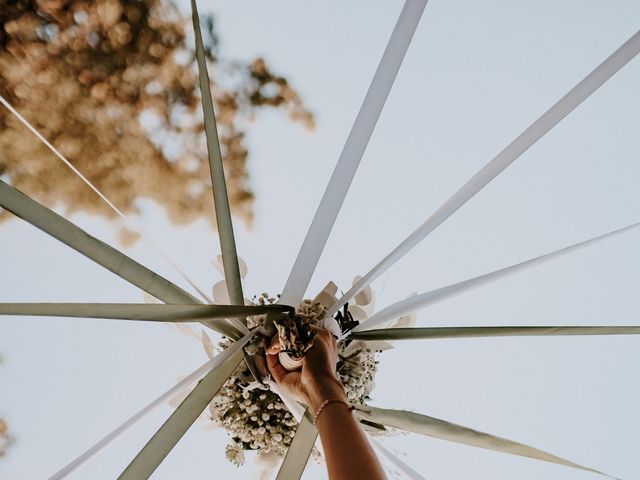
[373,440,426,480]
[329,29,640,317]
[0,94,212,303]
[280,0,429,306]
[49,332,255,479]
[351,221,640,333]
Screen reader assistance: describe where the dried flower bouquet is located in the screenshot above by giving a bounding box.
[1,1,639,479]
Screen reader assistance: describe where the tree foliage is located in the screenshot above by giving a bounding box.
[0,354,10,457]
[0,0,314,243]
[0,419,9,457]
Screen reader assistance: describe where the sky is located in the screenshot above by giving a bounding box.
[1,0,640,479]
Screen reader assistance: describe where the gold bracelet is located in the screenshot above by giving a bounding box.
[313,399,354,426]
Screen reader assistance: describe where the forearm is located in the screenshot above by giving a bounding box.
[266,330,386,480]
[316,403,386,480]
[307,381,386,480]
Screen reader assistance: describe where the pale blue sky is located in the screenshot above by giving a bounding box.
[1,1,639,479]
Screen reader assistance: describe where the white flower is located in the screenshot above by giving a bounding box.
[203,286,381,465]
[225,440,245,467]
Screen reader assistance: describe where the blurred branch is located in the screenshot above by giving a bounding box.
[0,354,12,457]
[0,0,314,244]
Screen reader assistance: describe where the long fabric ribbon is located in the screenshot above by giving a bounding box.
[280,0,429,306]
[351,326,640,342]
[0,180,243,337]
[329,30,640,317]
[0,303,292,323]
[274,412,317,480]
[373,440,427,480]
[355,405,615,478]
[351,221,640,333]
[49,332,254,479]
[191,0,245,307]
[0,94,213,303]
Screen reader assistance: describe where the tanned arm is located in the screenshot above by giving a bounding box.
[267,328,386,480]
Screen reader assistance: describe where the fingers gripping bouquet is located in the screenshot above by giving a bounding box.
[202,280,385,467]
[273,297,342,371]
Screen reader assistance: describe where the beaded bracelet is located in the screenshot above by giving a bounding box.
[313,399,354,426]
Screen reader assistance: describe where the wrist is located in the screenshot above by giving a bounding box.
[305,377,346,412]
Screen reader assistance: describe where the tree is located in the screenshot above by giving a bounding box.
[0,354,11,457]
[0,419,10,457]
[0,0,314,243]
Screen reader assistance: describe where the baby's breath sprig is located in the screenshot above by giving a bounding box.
[210,294,381,464]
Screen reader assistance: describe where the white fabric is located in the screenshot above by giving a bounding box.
[329,29,640,317]
[280,0,429,306]
[49,332,255,479]
[373,441,426,480]
[0,94,212,303]
[352,221,640,333]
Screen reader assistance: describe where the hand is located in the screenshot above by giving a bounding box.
[266,327,346,412]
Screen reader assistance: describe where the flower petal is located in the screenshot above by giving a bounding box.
[323,316,342,338]
[212,280,230,304]
[353,275,374,308]
[313,281,338,309]
[201,330,215,359]
[141,292,162,304]
[348,305,369,322]
[212,254,248,279]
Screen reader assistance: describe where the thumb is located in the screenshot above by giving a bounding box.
[267,336,281,355]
